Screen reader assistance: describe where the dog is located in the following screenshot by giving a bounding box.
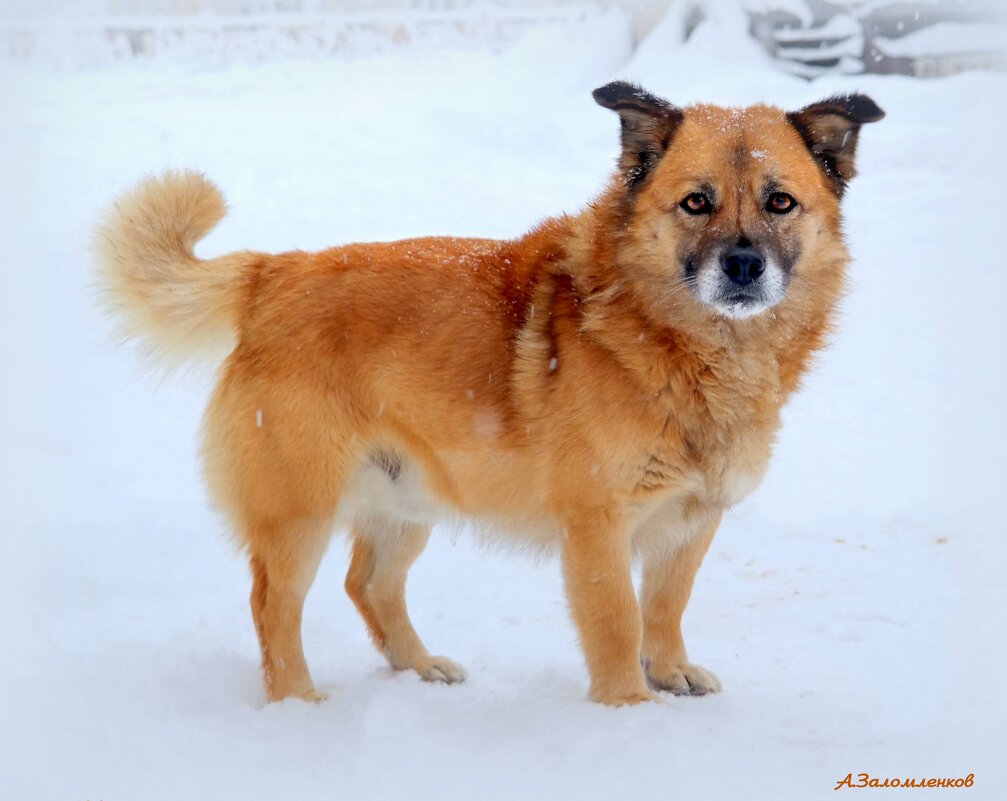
[95,81,883,706]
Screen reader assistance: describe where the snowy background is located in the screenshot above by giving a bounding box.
[2,2,1006,799]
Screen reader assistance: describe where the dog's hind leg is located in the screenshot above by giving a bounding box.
[202,352,352,704]
[248,514,335,702]
[345,517,466,684]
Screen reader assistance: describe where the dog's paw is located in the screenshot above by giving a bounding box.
[296,688,329,703]
[646,662,721,696]
[588,681,659,707]
[415,655,467,684]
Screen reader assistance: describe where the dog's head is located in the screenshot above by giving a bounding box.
[593,82,884,322]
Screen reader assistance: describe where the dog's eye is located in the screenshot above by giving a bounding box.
[681,193,712,215]
[766,192,797,214]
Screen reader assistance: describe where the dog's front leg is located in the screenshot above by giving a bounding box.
[561,506,654,706]
[640,512,722,696]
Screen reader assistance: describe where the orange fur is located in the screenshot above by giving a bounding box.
[95,86,881,705]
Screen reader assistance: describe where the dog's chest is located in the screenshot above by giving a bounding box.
[631,439,769,510]
[628,376,778,509]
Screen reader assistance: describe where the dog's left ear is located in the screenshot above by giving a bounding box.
[593,81,683,190]
[788,95,885,196]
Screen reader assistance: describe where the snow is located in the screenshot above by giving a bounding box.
[2,6,1006,801]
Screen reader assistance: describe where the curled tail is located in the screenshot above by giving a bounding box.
[95,170,255,364]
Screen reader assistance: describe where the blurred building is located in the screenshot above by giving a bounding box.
[1,0,1003,76]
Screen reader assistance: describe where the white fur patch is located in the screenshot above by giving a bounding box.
[719,463,766,507]
[339,461,444,526]
[695,255,788,319]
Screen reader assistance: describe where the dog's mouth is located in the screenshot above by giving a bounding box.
[725,291,758,305]
[710,292,771,320]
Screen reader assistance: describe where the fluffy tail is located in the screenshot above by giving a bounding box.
[95,170,253,364]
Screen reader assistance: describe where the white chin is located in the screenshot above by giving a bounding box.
[711,299,770,320]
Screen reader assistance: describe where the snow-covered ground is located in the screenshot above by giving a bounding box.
[2,5,1005,800]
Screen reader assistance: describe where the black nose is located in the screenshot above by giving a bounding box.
[722,247,765,285]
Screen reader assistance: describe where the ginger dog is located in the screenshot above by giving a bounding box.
[96,82,883,706]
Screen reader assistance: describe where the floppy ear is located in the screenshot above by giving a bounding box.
[593,81,684,190]
[787,95,885,196]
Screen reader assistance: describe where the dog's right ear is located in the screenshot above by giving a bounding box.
[593,81,683,190]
